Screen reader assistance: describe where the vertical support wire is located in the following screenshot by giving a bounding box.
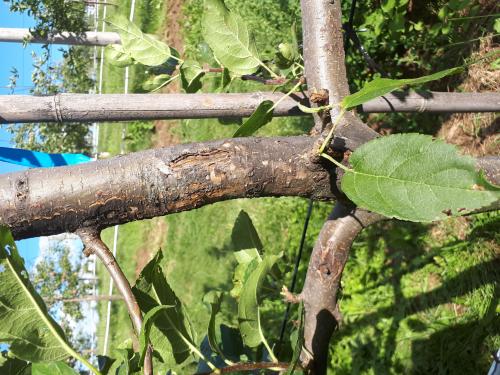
[278,199,314,344]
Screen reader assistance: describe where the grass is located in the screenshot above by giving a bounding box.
[94,0,500,373]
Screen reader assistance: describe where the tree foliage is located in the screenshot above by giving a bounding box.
[6,46,93,154]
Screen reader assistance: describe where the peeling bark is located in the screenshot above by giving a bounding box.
[0,136,337,240]
[299,203,384,374]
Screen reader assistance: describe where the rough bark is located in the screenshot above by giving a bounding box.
[0,136,337,240]
[299,203,384,373]
[1,135,498,240]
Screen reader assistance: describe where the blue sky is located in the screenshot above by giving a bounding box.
[0,3,65,268]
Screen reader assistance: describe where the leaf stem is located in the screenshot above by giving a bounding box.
[318,109,345,154]
[168,54,184,64]
[258,313,278,363]
[258,61,280,78]
[320,153,351,172]
[151,74,179,93]
[269,77,305,113]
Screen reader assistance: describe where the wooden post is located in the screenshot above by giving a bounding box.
[1,92,499,124]
[0,28,121,46]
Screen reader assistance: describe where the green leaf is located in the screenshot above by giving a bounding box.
[32,362,78,375]
[233,100,274,137]
[132,250,196,366]
[0,226,73,363]
[230,210,264,251]
[180,60,205,93]
[107,15,171,66]
[381,0,396,12]
[238,253,281,349]
[218,67,232,92]
[230,249,261,299]
[139,305,173,363]
[202,0,261,75]
[104,44,134,67]
[494,18,500,33]
[284,302,305,375]
[0,353,31,375]
[106,345,140,375]
[203,291,224,358]
[341,67,463,110]
[340,134,499,222]
[142,74,172,91]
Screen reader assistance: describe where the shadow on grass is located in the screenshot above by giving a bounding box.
[333,215,499,374]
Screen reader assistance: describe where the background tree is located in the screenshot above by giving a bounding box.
[6,0,94,154]
[30,239,94,351]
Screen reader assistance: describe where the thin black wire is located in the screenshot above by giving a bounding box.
[343,0,389,77]
[277,198,314,344]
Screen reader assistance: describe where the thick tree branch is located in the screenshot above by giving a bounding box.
[77,227,153,375]
[299,203,384,374]
[300,0,377,146]
[0,136,336,240]
[0,137,498,241]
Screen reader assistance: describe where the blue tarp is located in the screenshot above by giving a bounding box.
[0,146,91,168]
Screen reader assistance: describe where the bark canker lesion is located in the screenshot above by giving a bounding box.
[0,136,336,240]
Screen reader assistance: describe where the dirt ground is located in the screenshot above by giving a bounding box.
[151,0,184,148]
[438,37,499,156]
[135,0,184,275]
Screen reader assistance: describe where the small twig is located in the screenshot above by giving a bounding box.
[77,227,153,375]
[281,286,302,304]
[204,67,225,73]
[241,74,292,85]
[197,361,290,374]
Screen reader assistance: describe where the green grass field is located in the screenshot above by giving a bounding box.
[94,0,500,373]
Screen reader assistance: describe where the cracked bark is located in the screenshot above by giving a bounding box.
[0,136,337,240]
[299,203,384,373]
[0,135,498,242]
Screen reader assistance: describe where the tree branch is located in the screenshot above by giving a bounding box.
[0,137,498,241]
[77,227,153,375]
[299,203,384,374]
[0,136,336,240]
[300,0,377,145]
[43,295,123,303]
